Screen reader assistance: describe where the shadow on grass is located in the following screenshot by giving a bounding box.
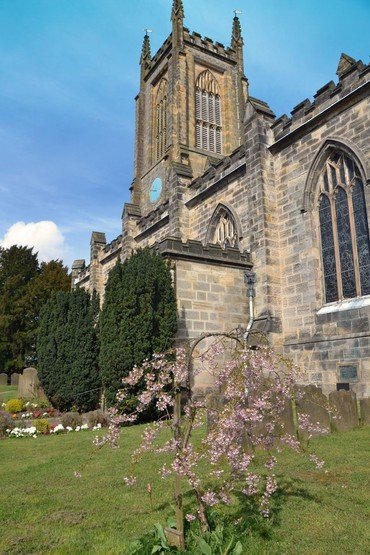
[204,475,321,542]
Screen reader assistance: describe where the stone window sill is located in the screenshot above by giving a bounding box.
[317,295,370,315]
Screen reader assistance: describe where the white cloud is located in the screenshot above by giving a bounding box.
[0,221,67,262]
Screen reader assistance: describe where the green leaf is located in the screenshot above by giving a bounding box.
[198,538,213,555]
[154,523,167,544]
[166,516,177,529]
[151,546,162,554]
[232,541,243,555]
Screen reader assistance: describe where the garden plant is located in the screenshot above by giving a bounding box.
[87,334,329,550]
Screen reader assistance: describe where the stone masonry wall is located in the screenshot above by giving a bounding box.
[175,257,249,394]
[273,86,370,396]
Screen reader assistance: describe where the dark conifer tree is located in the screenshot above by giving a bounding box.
[99,248,177,406]
[37,288,101,411]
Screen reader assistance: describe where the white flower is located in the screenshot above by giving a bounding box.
[51,424,65,434]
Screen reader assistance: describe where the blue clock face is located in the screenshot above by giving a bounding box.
[149,177,162,203]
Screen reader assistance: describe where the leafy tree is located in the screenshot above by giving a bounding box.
[37,288,101,412]
[0,247,71,374]
[99,248,177,406]
[0,246,39,373]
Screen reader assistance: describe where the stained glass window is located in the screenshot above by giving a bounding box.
[318,151,370,302]
[319,194,338,302]
[195,70,222,154]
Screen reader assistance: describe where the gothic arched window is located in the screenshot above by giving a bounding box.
[318,151,370,303]
[207,205,239,248]
[155,79,167,161]
[195,70,222,154]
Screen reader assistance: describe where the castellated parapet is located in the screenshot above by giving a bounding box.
[72,0,370,397]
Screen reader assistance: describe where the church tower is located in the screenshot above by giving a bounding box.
[130,0,248,218]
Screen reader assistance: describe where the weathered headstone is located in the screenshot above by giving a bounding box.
[296,385,331,436]
[329,390,359,431]
[0,373,8,385]
[18,368,47,400]
[11,373,20,386]
[359,398,370,425]
[278,399,297,438]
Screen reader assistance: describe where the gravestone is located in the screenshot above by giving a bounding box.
[278,399,297,438]
[0,373,8,385]
[328,390,359,431]
[359,398,370,425]
[18,368,46,400]
[11,373,20,386]
[296,385,331,435]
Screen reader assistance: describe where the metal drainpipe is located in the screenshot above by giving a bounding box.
[243,271,256,346]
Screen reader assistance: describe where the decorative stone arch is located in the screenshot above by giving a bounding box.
[154,78,168,161]
[155,77,168,101]
[304,137,370,303]
[302,137,370,212]
[205,203,243,247]
[196,69,220,95]
[195,70,222,154]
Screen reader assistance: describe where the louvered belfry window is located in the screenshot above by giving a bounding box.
[155,79,168,161]
[318,152,370,303]
[195,70,222,154]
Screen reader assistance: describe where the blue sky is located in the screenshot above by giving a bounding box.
[0,0,369,267]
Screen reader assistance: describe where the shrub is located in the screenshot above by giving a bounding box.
[33,418,50,435]
[61,412,82,429]
[86,410,108,429]
[0,411,14,438]
[37,288,101,412]
[99,248,177,407]
[5,398,23,414]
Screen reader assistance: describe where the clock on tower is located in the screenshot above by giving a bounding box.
[149,177,163,203]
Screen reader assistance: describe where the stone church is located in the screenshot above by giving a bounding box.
[72,0,370,397]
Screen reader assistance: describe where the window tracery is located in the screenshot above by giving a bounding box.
[195,70,222,154]
[318,151,370,303]
[155,79,167,161]
[211,207,238,248]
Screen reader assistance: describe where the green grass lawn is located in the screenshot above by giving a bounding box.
[0,385,18,403]
[0,425,369,554]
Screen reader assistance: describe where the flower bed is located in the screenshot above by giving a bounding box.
[6,422,102,439]
[1,399,58,420]
[1,402,107,439]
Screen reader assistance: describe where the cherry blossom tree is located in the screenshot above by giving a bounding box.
[92,334,329,548]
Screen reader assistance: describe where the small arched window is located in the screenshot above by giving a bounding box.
[318,152,370,302]
[155,79,167,161]
[207,205,239,248]
[195,70,222,154]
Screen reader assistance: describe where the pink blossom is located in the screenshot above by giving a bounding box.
[201,491,218,506]
[91,342,328,528]
[309,454,325,469]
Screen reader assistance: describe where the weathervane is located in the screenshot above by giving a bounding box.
[144,29,153,36]
[233,9,242,17]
